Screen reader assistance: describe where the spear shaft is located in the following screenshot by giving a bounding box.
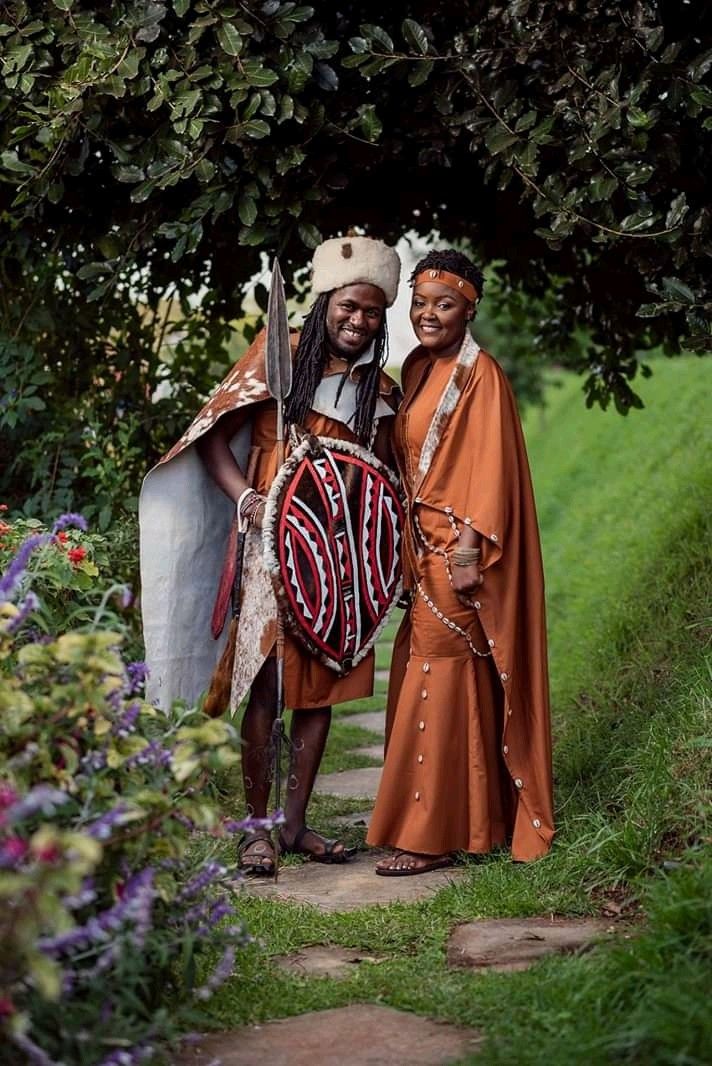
[264,259,292,871]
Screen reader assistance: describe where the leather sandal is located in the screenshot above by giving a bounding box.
[238,833,275,877]
[375,851,453,877]
[278,825,356,864]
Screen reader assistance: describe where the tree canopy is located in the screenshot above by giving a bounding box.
[1,0,710,515]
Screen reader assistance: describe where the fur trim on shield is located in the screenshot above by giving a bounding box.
[311,236,401,306]
[417,333,480,480]
[262,434,404,674]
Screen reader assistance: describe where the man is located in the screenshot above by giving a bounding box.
[139,235,401,874]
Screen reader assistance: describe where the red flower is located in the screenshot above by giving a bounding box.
[33,841,62,864]
[56,531,68,544]
[67,546,87,565]
[0,996,15,1017]
[0,521,10,535]
[0,504,7,512]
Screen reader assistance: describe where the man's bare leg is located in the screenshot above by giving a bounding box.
[279,706,348,860]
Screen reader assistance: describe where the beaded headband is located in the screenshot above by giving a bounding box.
[413,268,479,303]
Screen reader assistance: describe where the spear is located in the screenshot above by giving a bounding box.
[264,258,292,867]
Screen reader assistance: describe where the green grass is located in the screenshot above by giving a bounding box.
[205,357,711,1064]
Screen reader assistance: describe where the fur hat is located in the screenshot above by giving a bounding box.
[311,236,401,307]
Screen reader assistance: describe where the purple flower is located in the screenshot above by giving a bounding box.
[98,1045,154,1066]
[9,785,68,822]
[194,945,236,1000]
[179,862,227,902]
[0,532,50,601]
[126,740,172,769]
[86,804,127,841]
[113,701,140,737]
[52,513,88,534]
[64,878,97,910]
[222,809,285,834]
[10,1031,57,1066]
[120,586,133,609]
[40,868,156,956]
[126,660,148,693]
[6,590,39,633]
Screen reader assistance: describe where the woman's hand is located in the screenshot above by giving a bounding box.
[451,561,484,600]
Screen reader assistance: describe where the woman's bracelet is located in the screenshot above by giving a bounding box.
[450,546,481,567]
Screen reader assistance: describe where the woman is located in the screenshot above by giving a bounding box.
[367,249,554,874]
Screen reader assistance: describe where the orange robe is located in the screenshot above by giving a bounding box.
[367,335,554,861]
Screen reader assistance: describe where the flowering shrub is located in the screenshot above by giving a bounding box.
[0,510,138,652]
[0,516,275,1064]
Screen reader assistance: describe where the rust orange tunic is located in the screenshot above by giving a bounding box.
[367,335,554,861]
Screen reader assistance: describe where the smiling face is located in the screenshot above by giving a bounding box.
[325,283,386,361]
[410,281,474,358]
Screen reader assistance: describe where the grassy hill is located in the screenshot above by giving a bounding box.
[210,355,711,1064]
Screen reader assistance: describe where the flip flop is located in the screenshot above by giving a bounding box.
[375,851,454,877]
[278,825,356,865]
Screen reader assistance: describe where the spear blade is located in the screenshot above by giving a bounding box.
[265,258,292,404]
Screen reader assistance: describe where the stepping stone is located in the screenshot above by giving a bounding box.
[447,917,611,973]
[177,1004,482,1065]
[242,849,464,912]
[350,744,383,761]
[316,766,382,799]
[339,710,385,733]
[274,945,382,978]
[333,809,372,829]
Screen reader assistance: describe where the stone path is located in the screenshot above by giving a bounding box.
[274,945,383,978]
[242,850,464,912]
[338,709,386,733]
[447,916,612,972]
[351,744,384,760]
[177,1004,482,1065]
[315,766,382,799]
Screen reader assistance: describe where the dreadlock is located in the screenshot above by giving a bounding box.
[410,249,485,304]
[283,291,389,446]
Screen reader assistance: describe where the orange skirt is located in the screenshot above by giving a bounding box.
[367,514,515,855]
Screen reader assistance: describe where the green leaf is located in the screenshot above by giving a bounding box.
[278,94,294,122]
[359,23,394,52]
[217,21,242,57]
[242,60,279,87]
[52,0,74,9]
[298,221,321,249]
[238,195,257,226]
[113,164,145,183]
[402,18,428,55]
[690,86,712,108]
[662,276,696,303]
[687,46,712,82]
[349,37,368,54]
[485,126,518,155]
[1,149,33,174]
[358,104,382,142]
[665,192,688,230]
[242,119,270,139]
[408,59,434,87]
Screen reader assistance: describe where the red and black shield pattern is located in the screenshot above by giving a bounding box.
[263,435,404,675]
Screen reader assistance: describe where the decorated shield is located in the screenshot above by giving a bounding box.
[262,434,404,675]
